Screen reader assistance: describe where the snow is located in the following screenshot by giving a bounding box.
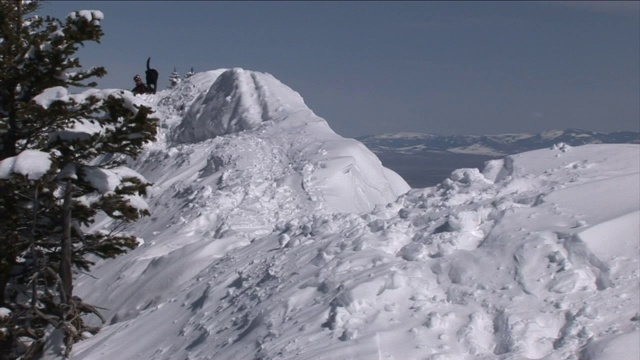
[173,68,308,143]
[0,307,10,318]
[82,167,138,194]
[43,68,639,360]
[67,166,149,212]
[20,85,154,216]
[67,10,103,23]
[581,331,640,360]
[0,150,51,180]
[34,86,70,108]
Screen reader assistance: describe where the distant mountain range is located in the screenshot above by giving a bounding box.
[357,128,640,157]
[357,129,640,188]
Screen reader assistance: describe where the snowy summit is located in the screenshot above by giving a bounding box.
[35,68,638,360]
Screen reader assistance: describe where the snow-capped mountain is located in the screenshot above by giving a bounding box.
[358,129,640,157]
[49,68,639,360]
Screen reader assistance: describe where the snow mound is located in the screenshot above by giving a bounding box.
[172,68,308,143]
[63,69,639,360]
[154,68,409,216]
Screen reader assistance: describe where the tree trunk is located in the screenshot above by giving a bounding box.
[60,178,73,304]
[16,0,22,32]
[0,277,7,307]
[0,1,22,161]
[0,330,13,360]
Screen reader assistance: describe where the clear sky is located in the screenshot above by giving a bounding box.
[39,1,639,137]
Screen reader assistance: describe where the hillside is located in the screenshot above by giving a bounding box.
[34,68,639,360]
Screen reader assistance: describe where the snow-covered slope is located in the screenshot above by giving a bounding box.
[63,69,638,360]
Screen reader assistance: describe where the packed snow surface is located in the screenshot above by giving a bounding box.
[49,69,639,360]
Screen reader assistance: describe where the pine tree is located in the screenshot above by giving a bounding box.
[0,2,157,358]
[169,66,181,88]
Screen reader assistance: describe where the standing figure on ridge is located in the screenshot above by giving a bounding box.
[132,74,149,95]
[146,57,159,94]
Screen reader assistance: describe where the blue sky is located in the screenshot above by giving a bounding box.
[40,1,639,137]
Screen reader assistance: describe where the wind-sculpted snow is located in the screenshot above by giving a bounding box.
[172,68,309,143]
[61,70,639,360]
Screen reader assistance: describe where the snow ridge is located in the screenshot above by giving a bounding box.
[61,69,639,360]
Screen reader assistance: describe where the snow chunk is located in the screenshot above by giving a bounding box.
[49,119,104,142]
[124,194,149,212]
[83,167,149,194]
[68,10,103,23]
[33,86,69,108]
[90,10,104,21]
[82,167,122,193]
[0,307,10,318]
[0,150,51,180]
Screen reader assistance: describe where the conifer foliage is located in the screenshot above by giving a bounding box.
[0,1,157,358]
[169,67,181,88]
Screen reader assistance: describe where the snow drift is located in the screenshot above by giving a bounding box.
[55,69,638,360]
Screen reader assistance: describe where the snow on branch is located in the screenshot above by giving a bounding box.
[0,150,51,180]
